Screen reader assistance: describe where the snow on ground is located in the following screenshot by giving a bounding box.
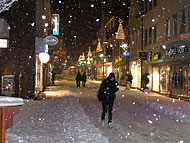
[118,88,190,123]
[5,77,190,143]
[6,96,109,143]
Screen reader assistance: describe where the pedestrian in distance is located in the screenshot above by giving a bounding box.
[81,72,87,87]
[126,72,133,89]
[97,72,119,127]
[76,72,81,88]
[51,71,56,86]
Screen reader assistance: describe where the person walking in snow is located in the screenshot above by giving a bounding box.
[126,72,133,89]
[76,72,81,88]
[97,73,119,126]
[81,72,87,87]
[51,71,56,86]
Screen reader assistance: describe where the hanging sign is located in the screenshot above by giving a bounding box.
[52,14,59,35]
[43,35,59,46]
[123,51,129,57]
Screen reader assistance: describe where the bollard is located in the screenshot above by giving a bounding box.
[0,97,24,143]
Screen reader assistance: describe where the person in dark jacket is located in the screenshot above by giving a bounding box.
[76,72,81,88]
[97,72,119,125]
[51,71,56,86]
[126,72,133,89]
[81,72,87,87]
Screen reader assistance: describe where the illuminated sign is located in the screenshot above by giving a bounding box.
[148,51,160,61]
[43,35,59,46]
[166,46,190,57]
[123,51,129,57]
[115,56,122,63]
[0,39,8,48]
[52,14,59,35]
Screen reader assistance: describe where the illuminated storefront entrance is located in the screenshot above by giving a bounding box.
[150,65,170,94]
[130,60,141,89]
[152,66,159,92]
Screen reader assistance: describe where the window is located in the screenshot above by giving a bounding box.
[153,25,157,44]
[180,9,185,34]
[149,27,152,45]
[145,0,148,13]
[153,0,157,7]
[166,18,171,38]
[137,30,140,48]
[172,14,177,37]
[189,7,190,31]
[149,0,152,10]
[145,29,148,46]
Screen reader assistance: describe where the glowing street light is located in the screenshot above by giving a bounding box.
[39,52,50,64]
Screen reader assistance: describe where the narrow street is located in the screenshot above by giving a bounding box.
[6,77,190,143]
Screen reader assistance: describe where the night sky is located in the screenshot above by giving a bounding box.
[51,0,130,64]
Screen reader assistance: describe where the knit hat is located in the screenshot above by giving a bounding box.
[108,72,115,79]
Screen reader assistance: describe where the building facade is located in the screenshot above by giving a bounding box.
[128,0,144,89]
[129,0,190,97]
[0,0,52,98]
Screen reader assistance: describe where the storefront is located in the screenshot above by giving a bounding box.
[159,65,170,94]
[130,60,141,89]
[151,65,170,94]
[35,54,43,94]
[171,64,190,97]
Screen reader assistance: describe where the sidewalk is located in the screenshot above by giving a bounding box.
[119,87,190,124]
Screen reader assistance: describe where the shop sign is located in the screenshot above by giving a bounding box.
[115,56,122,64]
[52,14,59,35]
[123,51,129,57]
[115,58,118,64]
[148,51,161,61]
[166,46,189,57]
[0,39,8,48]
[43,35,59,46]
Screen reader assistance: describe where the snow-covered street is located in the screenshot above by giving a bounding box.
[6,77,190,143]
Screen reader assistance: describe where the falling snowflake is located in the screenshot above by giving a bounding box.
[90,4,94,7]
[148,120,153,124]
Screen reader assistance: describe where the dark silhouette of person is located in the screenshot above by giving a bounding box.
[126,72,133,89]
[127,72,133,84]
[52,71,56,86]
[81,72,87,87]
[97,73,119,126]
[142,73,150,92]
[76,72,81,88]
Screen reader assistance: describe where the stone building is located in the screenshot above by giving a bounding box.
[0,0,52,98]
[129,0,190,97]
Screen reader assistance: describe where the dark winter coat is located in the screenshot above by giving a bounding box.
[76,73,81,81]
[52,71,56,81]
[97,78,119,102]
[127,74,133,83]
[81,73,87,82]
